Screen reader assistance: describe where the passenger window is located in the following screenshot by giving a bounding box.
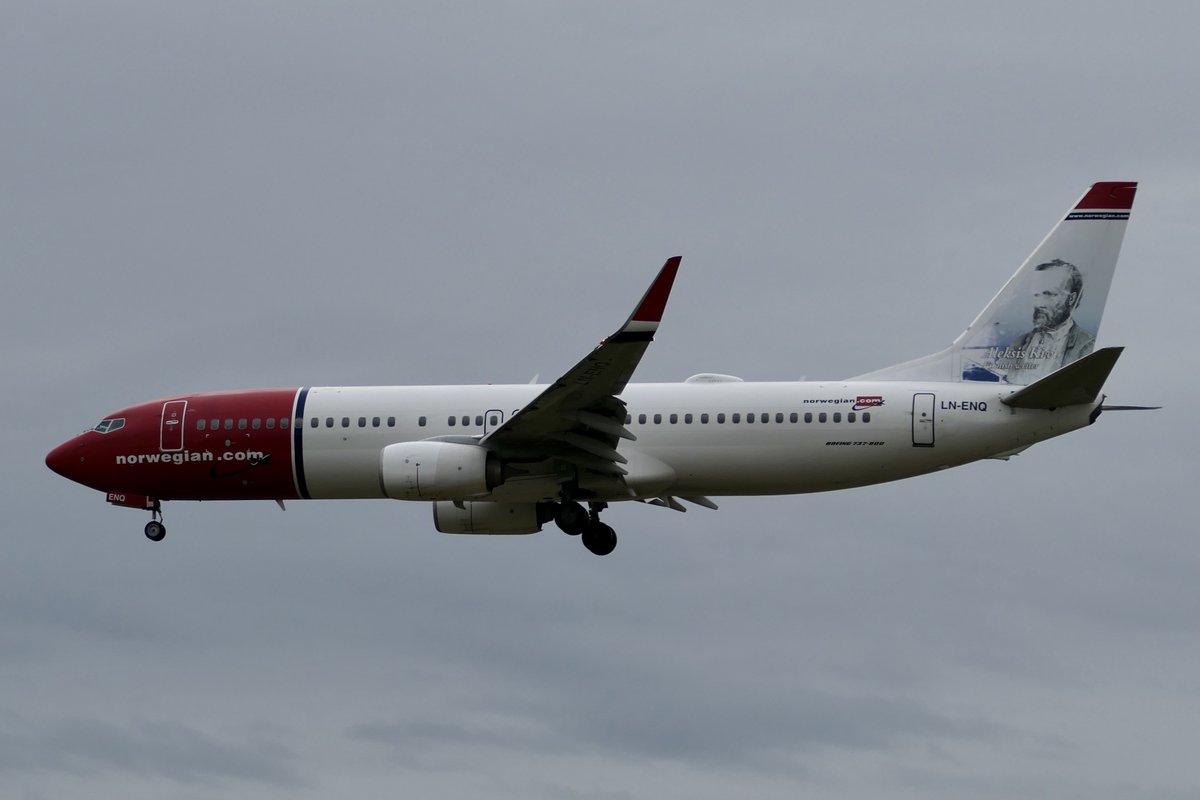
[775,413,783,423]
[281,418,289,429]
[819,412,827,423]
[418,416,427,427]
[863,412,871,423]
[266,418,275,430]
[252,418,261,430]
[746,413,754,424]
[475,415,483,427]
[237,419,247,430]
[833,412,841,423]
[211,418,219,430]
[341,417,350,428]
[489,415,498,426]
[653,413,662,424]
[701,413,709,423]
[790,412,798,423]
[461,416,470,426]
[669,413,678,424]
[197,419,207,431]
[448,416,456,427]
[358,417,366,428]
[639,414,647,424]
[387,416,396,427]
[626,414,632,424]
[848,412,856,423]
[732,413,741,423]
[685,413,693,424]
[326,417,334,428]
[804,412,813,423]
[372,417,381,427]
[225,419,234,430]
[310,418,319,428]
[717,413,726,423]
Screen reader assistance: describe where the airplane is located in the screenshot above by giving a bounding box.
[46,181,1150,556]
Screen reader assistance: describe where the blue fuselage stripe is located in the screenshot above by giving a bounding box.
[294,387,311,499]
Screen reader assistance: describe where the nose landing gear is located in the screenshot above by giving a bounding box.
[143,502,166,542]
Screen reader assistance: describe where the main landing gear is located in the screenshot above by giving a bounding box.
[143,503,166,542]
[554,501,617,556]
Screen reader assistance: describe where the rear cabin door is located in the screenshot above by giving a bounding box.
[160,400,187,452]
[912,393,935,447]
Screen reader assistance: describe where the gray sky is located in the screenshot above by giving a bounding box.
[5,2,1198,798]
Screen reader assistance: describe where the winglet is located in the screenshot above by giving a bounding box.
[632,256,681,322]
[1002,347,1123,409]
[609,256,681,341]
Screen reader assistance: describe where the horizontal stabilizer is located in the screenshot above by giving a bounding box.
[1002,347,1123,409]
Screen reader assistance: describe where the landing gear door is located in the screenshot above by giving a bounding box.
[483,409,505,435]
[912,393,935,447]
[160,400,187,452]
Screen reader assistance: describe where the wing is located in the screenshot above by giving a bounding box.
[480,256,681,478]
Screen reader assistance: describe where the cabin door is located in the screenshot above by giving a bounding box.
[160,400,187,452]
[912,393,935,447]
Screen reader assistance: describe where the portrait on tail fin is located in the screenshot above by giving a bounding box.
[1004,259,1094,381]
[964,258,1096,383]
[955,182,1134,385]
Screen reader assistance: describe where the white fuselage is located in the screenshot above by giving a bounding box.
[297,380,1093,503]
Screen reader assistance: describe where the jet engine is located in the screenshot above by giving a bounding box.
[433,501,545,534]
[379,442,501,500]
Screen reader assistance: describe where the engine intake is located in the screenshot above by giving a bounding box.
[379,442,501,500]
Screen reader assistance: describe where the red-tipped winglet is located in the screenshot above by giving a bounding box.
[603,256,681,343]
[1075,181,1137,210]
[630,255,681,324]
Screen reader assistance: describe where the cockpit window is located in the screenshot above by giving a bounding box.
[94,418,125,434]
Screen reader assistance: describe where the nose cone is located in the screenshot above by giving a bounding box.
[46,437,87,483]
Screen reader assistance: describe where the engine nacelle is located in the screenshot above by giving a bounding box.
[379,442,501,500]
[433,501,544,535]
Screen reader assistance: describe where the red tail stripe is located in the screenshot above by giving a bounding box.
[1075,181,1137,210]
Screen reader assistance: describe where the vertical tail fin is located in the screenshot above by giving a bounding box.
[854,181,1137,384]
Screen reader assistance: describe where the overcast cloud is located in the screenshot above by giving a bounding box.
[4,2,1198,798]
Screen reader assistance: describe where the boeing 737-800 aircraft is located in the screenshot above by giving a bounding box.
[47,182,1147,555]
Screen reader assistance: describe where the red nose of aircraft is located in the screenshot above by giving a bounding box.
[46,436,88,485]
